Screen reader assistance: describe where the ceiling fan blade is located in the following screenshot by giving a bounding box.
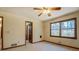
[33,8,42,10]
[49,7,61,11]
[38,12,43,16]
[43,7,48,10]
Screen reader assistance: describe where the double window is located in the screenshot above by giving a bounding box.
[50,18,77,39]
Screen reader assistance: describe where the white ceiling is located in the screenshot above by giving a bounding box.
[0,7,79,21]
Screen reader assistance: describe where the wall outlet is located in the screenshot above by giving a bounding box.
[40,35,42,38]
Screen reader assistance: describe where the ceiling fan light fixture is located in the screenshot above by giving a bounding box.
[48,13,51,16]
[43,10,50,14]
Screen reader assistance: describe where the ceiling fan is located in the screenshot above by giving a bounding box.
[33,7,61,17]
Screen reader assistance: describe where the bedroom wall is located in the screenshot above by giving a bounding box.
[43,11,79,48]
[0,11,42,49]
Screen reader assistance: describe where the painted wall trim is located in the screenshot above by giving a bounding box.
[43,40,79,49]
[33,40,44,44]
[1,44,26,50]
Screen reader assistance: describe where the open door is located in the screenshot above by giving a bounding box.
[25,21,33,43]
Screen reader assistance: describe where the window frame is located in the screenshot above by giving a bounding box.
[50,22,61,37]
[50,18,77,39]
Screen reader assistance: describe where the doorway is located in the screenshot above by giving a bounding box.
[25,21,33,43]
[0,16,3,50]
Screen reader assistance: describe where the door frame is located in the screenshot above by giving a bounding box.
[25,21,33,43]
[0,16,3,50]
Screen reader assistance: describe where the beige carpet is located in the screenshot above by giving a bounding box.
[3,41,79,51]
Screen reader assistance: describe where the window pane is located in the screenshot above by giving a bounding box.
[61,22,68,29]
[61,20,75,29]
[67,20,75,28]
[51,23,60,30]
[51,29,60,36]
[61,29,75,37]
